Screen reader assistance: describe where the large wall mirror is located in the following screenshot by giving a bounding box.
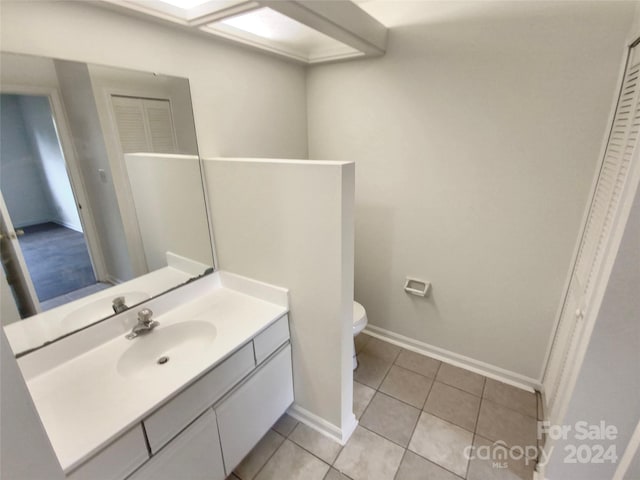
[0,52,214,355]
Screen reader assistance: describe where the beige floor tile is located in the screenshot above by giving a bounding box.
[361,337,401,362]
[289,423,342,464]
[395,451,463,480]
[483,379,537,418]
[354,352,393,389]
[424,382,481,432]
[355,333,372,353]
[436,363,485,396]
[234,430,285,480]
[353,381,376,419]
[408,412,473,478]
[255,439,330,480]
[395,349,441,378]
[466,435,535,480]
[272,413,298,437]
[324,468,352,480]
[334,426,404,480]
[476,400,537,449]
[360,392,420,447]
[379,365,433,408]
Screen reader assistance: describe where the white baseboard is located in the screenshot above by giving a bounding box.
[53,219,83,233]
[287,403,358,445]
[364,325,542,393]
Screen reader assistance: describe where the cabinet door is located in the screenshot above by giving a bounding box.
[216,344,293,475]
[129,409,224,480]
[68,425,148,480]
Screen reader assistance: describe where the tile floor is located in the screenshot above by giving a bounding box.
[228,333,539,480]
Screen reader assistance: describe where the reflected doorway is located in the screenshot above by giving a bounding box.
[0,93,106,317]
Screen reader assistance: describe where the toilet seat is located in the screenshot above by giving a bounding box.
[353,301,367,333]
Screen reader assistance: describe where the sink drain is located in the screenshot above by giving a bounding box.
[157,356,170,365]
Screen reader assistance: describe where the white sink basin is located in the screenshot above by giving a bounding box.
[117,321,217,378]
[62,291,151,330]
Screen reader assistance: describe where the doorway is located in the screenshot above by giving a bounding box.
[0,93,106,314]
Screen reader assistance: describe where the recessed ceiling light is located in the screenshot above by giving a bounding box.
[99,0,387,64]
[220,7,278,39]
[204,7,362,63]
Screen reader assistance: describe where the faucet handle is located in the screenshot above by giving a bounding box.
[138,308,154,324]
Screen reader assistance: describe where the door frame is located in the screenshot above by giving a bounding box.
[537,131,640,478]
[536,98,640,479]
[0,190,40,315]
[538,41,633,388]
[0,85,108,282]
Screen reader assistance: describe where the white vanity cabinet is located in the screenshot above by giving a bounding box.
[217,343,293,473]
[67,425,148,480]
[128,409,224,480]
[124,314,292,480]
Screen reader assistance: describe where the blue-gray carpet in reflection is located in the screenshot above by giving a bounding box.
[18,222,96,301]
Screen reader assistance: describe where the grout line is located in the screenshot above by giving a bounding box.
[431,378,484,399]
[392,448,409,480]
[406,443,466,479]
[287,420,344,468]
[369,382,477,436]
[242,433,286,480]
[359,424,409,451]
[463,380,487,478]
[481,396,538,420]
[287,433,337,470]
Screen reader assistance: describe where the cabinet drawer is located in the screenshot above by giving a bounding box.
[216,344,293,474]
[68,425,148,480]
[253,315,289,364]
[144,343,255,453]
[128,409,225,480]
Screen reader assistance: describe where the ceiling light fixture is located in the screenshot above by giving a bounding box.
[99,0,388,64]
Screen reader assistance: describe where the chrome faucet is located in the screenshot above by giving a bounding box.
[112,296,128,314]
[126,308,159,339]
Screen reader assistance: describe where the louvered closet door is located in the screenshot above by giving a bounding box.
[111,96,177,154]
[543,45,640,424]
[111,96,152,153]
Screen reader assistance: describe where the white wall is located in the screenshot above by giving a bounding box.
[307,1,634,380]
[18,95,82,231]
[0,0,308,160]
[0,94,55,227]
[544,177,640,479]
[204,158,356,442]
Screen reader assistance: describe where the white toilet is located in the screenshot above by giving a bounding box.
[352,301,368,370]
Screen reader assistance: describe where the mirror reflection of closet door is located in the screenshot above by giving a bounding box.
[111,96,178,154]
[0,192,40,320]
[110,95,178,277]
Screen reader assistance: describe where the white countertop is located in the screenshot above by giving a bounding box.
[5,252,211,355]
[18,272,288,473]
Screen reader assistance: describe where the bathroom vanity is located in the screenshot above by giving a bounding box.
[15,272,292,480]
